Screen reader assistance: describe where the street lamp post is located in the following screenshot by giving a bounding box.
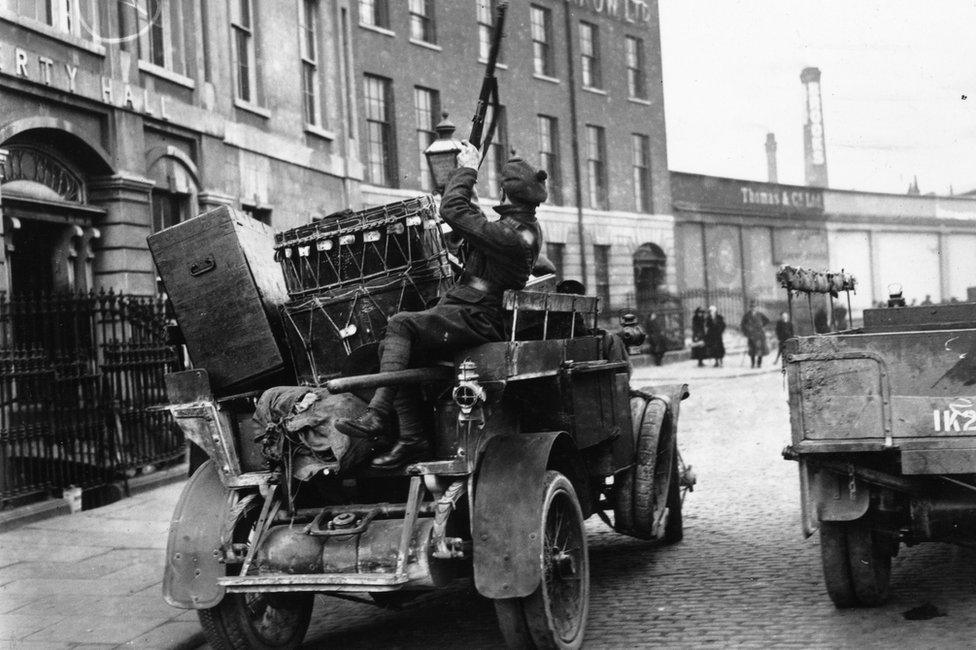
[423,113,462,195]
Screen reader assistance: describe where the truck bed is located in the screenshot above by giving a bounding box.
[785,326,976,474]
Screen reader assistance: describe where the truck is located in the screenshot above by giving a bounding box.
[782,265,976,607]
[150,200,694,648]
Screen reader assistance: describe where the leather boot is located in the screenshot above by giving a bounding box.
[370,430,428,470]
[335,407,392,440]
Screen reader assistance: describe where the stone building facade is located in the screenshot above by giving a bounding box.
[351,0,675,319]
[0,0,355,296]
[0,0,675,323]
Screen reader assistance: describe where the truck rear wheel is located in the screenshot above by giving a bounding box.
[494,471,589,649]
[819,521,891,608]
[198,493,313,649]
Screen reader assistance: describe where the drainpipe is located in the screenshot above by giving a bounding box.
[563,2,588,288]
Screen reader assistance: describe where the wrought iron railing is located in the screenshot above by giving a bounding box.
[0,291,185,508]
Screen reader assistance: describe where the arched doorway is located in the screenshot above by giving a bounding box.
[0,125,112,295]
[633,242,667,312]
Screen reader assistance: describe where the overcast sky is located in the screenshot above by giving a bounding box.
[658,0,976,194]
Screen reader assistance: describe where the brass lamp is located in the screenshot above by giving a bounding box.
[423,113,462,194]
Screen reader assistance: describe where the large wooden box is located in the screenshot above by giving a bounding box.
[148,206,293,392]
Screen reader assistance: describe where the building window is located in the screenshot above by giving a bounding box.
[585,125,607,210]
[364,74,396,187]
[594,244,611,311]
[134,0,165,67]
[579,22,601,89]
[359,0,389,29]
[625,36,646,99]
[477,0,502,62]
[151,191,189,232]
[479,105,507,199]
[242,204,272,225]
[537,115,561,205]
[10,0,92,37]
[300,0,323,126]
[632,134,651,212]
[232,0,258,103]
[409,0,435,43]
[414,87,440,191]
[530,5,553,77]
[546,242,565,279]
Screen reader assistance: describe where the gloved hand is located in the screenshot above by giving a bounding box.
[457,141,481,170]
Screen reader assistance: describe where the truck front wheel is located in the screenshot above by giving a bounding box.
[819,521,891,608]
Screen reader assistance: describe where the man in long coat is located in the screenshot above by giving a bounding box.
[704,305,726,367]
[740,301,770,368]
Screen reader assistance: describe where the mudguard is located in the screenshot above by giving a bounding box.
[163,460,233,609]
[633,383,689,437]
[800,459,870,536]
[473,431,580,599]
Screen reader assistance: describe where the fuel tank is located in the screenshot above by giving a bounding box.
[253,516,452,587]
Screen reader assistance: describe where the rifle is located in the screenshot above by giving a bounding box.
[468,0,508,166]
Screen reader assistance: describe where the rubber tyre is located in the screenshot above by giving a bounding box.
[612,395,650,533]
[846,524,892,606]
[197,493,313,650]
[662,446,684,544]
[819,521,858,608]
[494,471,590,649]
[616,397,670,540]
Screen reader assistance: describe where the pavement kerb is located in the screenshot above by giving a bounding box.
[0,462,188,533]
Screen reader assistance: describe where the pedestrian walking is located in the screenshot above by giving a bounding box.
[704,304,726,367]
[646,312,667,366]
[691,306,707,367]
[740,301,770,368]
[773,311,795,364]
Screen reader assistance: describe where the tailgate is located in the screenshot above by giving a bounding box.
[786,328,976,473]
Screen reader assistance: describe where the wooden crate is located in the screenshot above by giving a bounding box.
[148,206,293,392]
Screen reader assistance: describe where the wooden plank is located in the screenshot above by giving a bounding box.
[503,290,600,314]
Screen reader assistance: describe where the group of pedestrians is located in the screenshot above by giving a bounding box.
[690,302,795,369]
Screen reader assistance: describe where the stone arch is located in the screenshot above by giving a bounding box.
[633,242,668,310]
[0,117,114,177]
[145,146,200,231]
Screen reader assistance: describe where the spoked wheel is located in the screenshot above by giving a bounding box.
[198,493,314,650]
[494,471,590,649]
[662,447,684,544]
[819,520,892,608]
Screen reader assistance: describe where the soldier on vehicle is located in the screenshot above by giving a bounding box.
[335,141,547,468]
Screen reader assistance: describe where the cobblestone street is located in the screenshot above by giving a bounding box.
[294,362,976,648]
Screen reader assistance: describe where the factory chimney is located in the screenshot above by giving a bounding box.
[801,67,828,188]
[765,133,778,183]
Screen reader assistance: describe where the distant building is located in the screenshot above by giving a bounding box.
[351,0,676,319]
[672,171,976,326]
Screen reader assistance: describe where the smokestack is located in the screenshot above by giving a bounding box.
[801,67,828,188]
[765,133,778,183]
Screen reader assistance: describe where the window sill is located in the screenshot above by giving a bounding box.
[0,10,106,56]
[533,73,560,84]
[234,98,271,119]
[304,124,336,141]
[359,23,395,37]
[478,58,507,70]
[582,86,607,96]
[138,60,195,89]
[409,38,442,52]
[628,96,651,106]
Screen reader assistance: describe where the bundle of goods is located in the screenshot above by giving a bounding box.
[776,265,856,296]
[275,196,456,384]
[274,195,453,298]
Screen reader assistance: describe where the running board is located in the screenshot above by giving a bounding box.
[219,573,410,593]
